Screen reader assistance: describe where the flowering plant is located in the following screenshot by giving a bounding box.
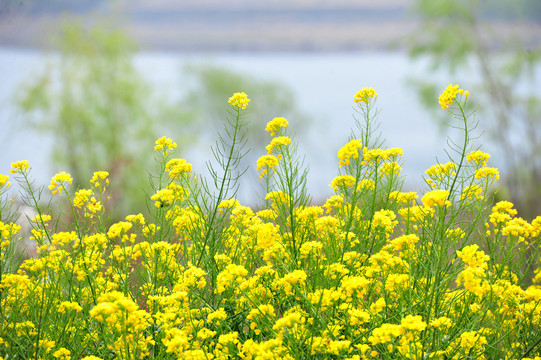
[0,87,540,359]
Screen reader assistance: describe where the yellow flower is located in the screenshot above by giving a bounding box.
[218,198,241,211]
[421,189,451,208]
[10,160,29,174]
[107,221,133,240]
[87,197,103,215]
[425,162,457,178]
[474,166,499,181]
[324,195,344,213]
[208,308,228,324]
[461,184,484,201]
[338,139,363,167]
[354,87,377,103]
[272,311,305,331]
[217,264,248,293]
[277,270,308,295]
[265,117,289,136]
[90,171,109,187]
[73,189,93,208]
[0,221,21,239]
[466,150,490,166]
[165,158,192,179]
[53,348,71,360]
[380,161,402,175]
[363,147,403,164]
[256,155,280,178]
[39,339,56,353]
[459,330,487,351]
[154,136,177,152]
[151,188,175,208]
[49,172,73,195]
[58,301,83,314]
[439,84,468,109]
[228,92,251,109]
[330,175,356,191]
[255,222,280,249]
[368,323,403,345]
[389,191,418,204]
[0,174,10,187]
[457,244,489,269]
[400,315,427,332]
[430,316,453,329]
[266,136,292,154]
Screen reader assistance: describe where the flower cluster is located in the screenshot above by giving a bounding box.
[354,87,377,103]
[265,117,289,136]
[1,89,540,360]
[439,83,469,109]
[228,92,251,109]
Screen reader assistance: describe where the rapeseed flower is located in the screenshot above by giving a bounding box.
[400,315,427,332]
[466,150,490,166]
[53,348,71,360]
[73,189,93,208]
[363,147,403,164]
[165,158,192,179]
[90,171,109,187]
[256,154,279,178]
[265,117,289,136]
[330,175,356,191]
[49,172,73,195]
[338,139,363,167]
[228,92,251,109]
[154,136,177,155]
[354,87,377,103]
[439,84,468,109]
[0,174,10,187]
[266,136,292,154]
[369,323,403,345]
[475,166,500,181]
[10,160,29,174]
[421,189,451,208]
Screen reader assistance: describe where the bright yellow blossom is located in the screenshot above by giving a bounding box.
[0,174,10,187]
[10,160,29,174]
[338,139,363,167]
[474,166,499,181]
[330,175,356,191]
[49,172,73,195]
[90,171,109,187]
[228,92,251,109]
[421,189,451,208]
[354,87,377,103]
[439,84,468,109]
[265,117,289,136]
[256,155,280,178]
[154,136,177,152]
[266,136,292,154]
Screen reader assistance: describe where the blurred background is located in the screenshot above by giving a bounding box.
[0,0,540,220]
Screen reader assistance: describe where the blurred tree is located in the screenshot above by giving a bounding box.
[406,0,541,219]
[17,21,165,220]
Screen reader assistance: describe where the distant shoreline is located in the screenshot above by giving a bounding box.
[0,4,540,53]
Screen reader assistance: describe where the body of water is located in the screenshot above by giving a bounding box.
[0,48,488,203]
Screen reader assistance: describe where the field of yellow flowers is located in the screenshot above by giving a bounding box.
[0,86,540,359]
